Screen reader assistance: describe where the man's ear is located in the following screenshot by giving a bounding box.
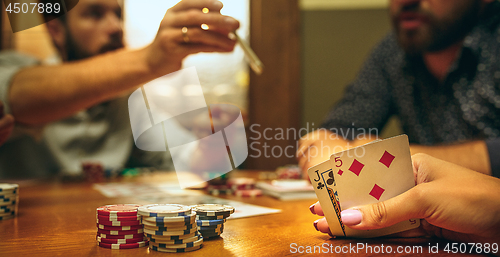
[45,18,66,51]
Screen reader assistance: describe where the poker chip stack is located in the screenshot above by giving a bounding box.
[0,183,19,221]
[138,204,203,253]
[227,178,262,197]
[192,204,235,239]
[96,204,148,249]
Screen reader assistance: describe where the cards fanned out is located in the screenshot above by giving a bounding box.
[308,135,420,238]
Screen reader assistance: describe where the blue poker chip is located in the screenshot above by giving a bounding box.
[145,232,197,241]
[143,223,195,231]
[0,194,17,199]
[151,237,203,249]
[196,219,225,226]
[198,224,224,231]
[142,213,196,223]
[148,233,202,244]
[144,227,198,236]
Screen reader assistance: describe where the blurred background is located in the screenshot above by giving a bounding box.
[0,0,401,170]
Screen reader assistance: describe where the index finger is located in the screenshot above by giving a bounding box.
[170,0,223,12]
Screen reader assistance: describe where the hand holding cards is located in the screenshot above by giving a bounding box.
[308,135,419,238]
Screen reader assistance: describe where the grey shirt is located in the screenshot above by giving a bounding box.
[0,51,173,179]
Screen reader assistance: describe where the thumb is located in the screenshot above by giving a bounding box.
[341,187,425,230]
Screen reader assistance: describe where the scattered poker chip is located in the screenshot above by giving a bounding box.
[143,227,197,236]
[196,219,225,226]
[143,223,195,232]
[137,204,191,217]
[96,236,145,244]
[97,215,140,221]
[145,232,197,241]
[196,214,229,220]
[97,233,144,239]
[192,204,234,217]
[227,178,256,190]
[97,240,148,249]
[96,219,141,227]
[150,244,203,253]
[233,189,263,197]
[97,224,143,231]
[0,184,18,193]
[141,213,196,223]
[148,233,202,244]
[96,204,141,217]
[97,228,144,235]
[198,223,223,230]
[150,237,203,249]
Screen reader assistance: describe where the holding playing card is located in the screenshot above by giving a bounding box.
[308,135,420,238]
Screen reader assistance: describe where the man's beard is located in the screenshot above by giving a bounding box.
[392,1,481,56]
[65,30,124,62]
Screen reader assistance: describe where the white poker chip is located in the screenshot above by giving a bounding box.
[138,204,191,217]
[192,204,235,216]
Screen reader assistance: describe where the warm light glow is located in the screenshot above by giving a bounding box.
[202,7,209,13]
[201,24,209,30]
[124,0,250,110]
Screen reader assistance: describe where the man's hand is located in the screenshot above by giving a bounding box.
[146,0,240,76]
[297,129,357,179]
[310,154,500,244]
[0,101,14,146]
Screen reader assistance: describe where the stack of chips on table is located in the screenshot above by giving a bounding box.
[96,204,148,249]
[139,204,203,253]
[228,178,262,197]
[192,204,235,239]
[0,184,18,220]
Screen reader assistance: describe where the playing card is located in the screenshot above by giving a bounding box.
[329,134,419,237]
[308,160,346,237]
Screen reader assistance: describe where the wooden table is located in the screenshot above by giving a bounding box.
[0,171,487,256]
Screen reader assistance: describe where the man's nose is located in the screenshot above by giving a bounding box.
[104,13,123,36]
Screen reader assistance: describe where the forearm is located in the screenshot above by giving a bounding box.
[9,47,163,125]
[410,141,491,175]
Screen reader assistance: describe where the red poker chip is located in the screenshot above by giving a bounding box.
[97,215,140,221]
[233,189,262,197]
[97,240,148,249]
[97,228,144,235]
[97,224,143,231]
[97,219,141,227]
[96,236,145,244]
[96,204,141,216]
[96,233,144,239]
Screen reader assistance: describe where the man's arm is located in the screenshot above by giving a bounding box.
[9,0,239,125]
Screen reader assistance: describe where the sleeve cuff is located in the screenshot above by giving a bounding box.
[485,138,500,178]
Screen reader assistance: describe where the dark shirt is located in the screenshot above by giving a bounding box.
[321,2,500,178]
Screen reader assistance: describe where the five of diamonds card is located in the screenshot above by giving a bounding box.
[308,134,420,238]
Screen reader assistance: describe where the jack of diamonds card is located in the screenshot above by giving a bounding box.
[328,134,419,238]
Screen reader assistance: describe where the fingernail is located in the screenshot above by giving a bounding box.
[309,204,316,215]
[313,220,319,231]
[341,209,362,226]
